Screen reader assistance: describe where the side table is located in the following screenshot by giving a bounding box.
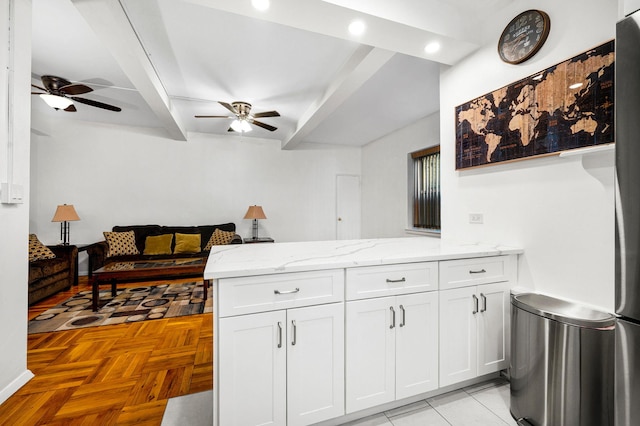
[75,244,92,285]
[243,237,275,244]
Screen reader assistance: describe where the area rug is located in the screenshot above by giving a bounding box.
[28,282,212,334]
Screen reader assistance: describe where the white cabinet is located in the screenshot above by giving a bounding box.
[220,303,344,426]
[218,269,345,426]
[346,291,439,413]
[439,256,513,388]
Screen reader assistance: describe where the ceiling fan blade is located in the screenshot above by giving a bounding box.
[64,104,77,112]
[252,110,280,118]
[194,115,233,118]
[60,83,93,96]
[251,119,277,132]
[31,84,47,92]
[227,127,236,132]
[71,96,121,112]
[219,101,238,115]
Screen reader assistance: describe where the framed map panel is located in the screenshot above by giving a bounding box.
[455,40,614,170]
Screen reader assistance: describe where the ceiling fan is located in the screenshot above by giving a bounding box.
[195,101,280,132]
[31,75,122,112]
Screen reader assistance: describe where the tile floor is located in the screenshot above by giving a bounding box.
[161,378,515,426]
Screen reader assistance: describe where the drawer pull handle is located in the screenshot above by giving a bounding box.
[386,277,406,283]
[399,305,406,327]
[274,288,300,295]
[472,295,479,314]
[277,322,283,348]
[390,306,396,329]
[291,320,297,346]
[469,269,486,274]
[480,293,487,312]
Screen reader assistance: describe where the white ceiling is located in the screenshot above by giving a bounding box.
[31,0,513,148]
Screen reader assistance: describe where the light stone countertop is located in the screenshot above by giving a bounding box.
[204,237,522,279]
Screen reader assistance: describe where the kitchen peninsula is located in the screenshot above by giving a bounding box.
[205,237,522,426]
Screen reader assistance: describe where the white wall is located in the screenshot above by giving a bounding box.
[440,0,617,311]
[30,116,361,274]
[361,112,440,238]
[0,0,34,404]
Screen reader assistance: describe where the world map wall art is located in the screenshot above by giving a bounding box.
[455,40,614,169]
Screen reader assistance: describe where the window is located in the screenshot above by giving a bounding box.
[411,146,440,231]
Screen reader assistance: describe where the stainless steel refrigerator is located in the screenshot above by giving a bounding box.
[615,10,640,426]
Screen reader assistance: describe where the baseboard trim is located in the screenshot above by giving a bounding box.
[0,369,34,405]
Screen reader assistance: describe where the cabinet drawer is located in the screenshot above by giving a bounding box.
[346,262,438,300]
[218,269,344,317]
[439,255,515,290]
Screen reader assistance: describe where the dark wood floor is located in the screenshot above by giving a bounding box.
[0,277,212,425]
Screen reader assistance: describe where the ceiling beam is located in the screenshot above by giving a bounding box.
[282,46,395,150]
[184,0,478,66]
[70,0,187,141]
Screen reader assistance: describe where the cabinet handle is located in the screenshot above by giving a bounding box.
[291,320,297,346]
[274,288,300,295]
[277,322,283,348]
[390,306,396,329]
[399,305,406,327]
[386,277,406,283]
[472,295,479,314]
[469,269,486,274]
[480,293,487,312]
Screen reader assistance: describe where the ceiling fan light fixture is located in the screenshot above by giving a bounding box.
[231,119,252,133]
[40,94,73,110]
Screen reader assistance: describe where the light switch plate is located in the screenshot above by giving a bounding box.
[1,183,24,204]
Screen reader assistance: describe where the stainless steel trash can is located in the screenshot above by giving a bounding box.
[510,293,615,426]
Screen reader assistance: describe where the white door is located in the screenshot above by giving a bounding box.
[287,303,345,426]
[336,174,361,240]
[219,311,287,426]
[345,296,395,413]
[439,286,477,387]
[395,292,439,399]
[477,282,510,375]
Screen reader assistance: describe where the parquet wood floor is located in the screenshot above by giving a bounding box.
[0,277,212,425]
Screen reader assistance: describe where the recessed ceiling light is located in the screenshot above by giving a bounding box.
[252,0,270,11]
[569,82,583,89]
[349,20,366,36]
[424,41,441,54]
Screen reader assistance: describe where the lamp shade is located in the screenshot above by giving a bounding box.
[244,205,266,220]
[51,204,80,222]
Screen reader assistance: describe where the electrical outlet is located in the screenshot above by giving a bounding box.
[469,213,483,224]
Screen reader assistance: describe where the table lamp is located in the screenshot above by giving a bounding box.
[51,204,80,245]
[244,205,266,240]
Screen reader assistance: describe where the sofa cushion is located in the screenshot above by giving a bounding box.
[112,225,162,254]
[143,234,174,255]
[204,228,236,250]
[28,258,68,282]
[104,231,141,258]
[29,234,56,262]
[174,233,201,254]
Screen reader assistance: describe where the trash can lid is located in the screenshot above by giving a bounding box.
[512,293,616,328]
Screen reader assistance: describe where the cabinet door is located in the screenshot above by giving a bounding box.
[439,286,477,387]
[477,282,510,375]
[345,296,395,413]
[396,292,439,399]
[219,311,287,426]
[287,303,345,426]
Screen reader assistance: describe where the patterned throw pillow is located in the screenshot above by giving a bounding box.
[174,233,201,254]
[104,231,140,258]
[28,234,56,262]
[204,228,235,251]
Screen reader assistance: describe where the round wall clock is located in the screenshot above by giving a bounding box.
[498,10,550,64]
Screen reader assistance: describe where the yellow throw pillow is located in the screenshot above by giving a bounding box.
[204,228,235,251]
[28,234,56,262]
[143,234,174,255]
[104,231,140,258]
[174,233,201,254]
